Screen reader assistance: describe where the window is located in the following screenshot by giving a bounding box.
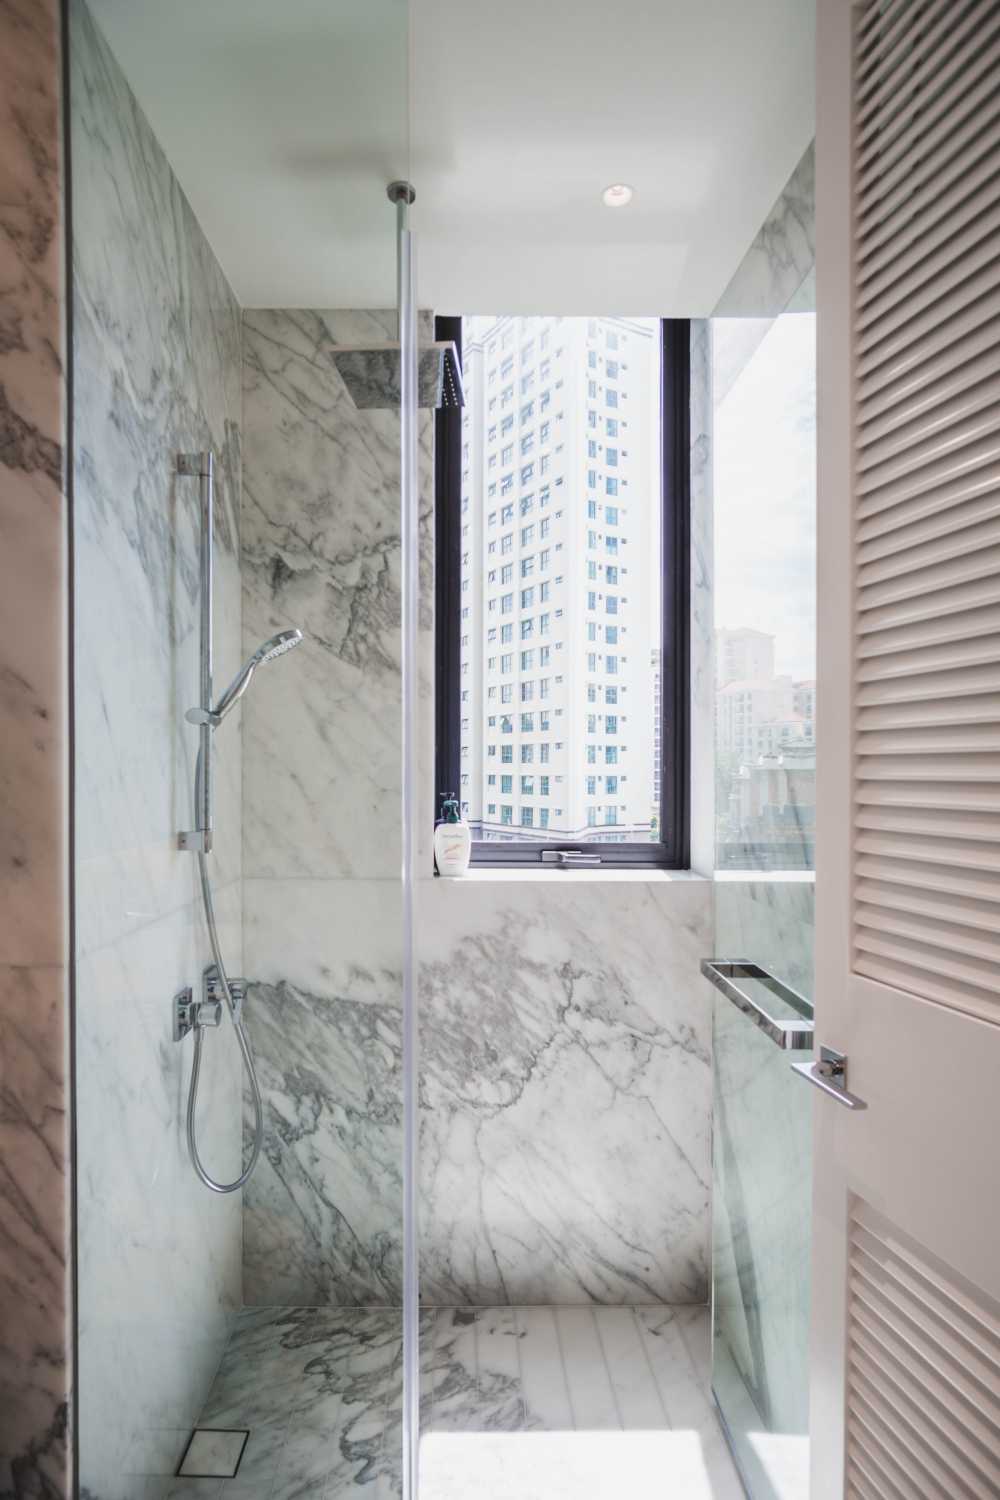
[436,316,690,867]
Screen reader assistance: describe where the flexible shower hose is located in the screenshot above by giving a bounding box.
[185,748,265,1194]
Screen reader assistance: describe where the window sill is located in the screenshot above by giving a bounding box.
[428,866,710,885]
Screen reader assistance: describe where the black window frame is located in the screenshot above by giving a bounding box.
[435,316,690,869]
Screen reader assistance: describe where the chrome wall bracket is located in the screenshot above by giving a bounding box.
[178,830,212,853]
[791,1044,868,1111]
[176,452,212,477]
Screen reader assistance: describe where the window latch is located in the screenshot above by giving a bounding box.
[541,850,602,867]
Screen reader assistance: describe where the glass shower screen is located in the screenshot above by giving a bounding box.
[69,1,414,1495]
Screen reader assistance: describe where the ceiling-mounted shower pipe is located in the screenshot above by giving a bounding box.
[328,182,465,413]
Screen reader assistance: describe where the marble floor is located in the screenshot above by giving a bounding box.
[160,1305,744,1500]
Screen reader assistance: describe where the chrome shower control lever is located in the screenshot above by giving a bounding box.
[174,986,223,1042]
[204,964,246,1021]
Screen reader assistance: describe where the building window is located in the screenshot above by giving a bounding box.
[436,315,690,868]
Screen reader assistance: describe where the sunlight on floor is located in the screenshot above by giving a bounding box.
[420,1429,737,1500]
[742,1429,809,1500]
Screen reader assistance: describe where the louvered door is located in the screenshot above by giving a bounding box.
[811,1,1000,1495]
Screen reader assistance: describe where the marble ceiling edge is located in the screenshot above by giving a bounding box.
[712,142,816,321]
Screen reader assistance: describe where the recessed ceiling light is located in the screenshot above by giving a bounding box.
[602,183,634,208]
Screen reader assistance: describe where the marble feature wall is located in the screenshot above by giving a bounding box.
[241,310,715,1309]
[241,307,417,1306]
[71,4,244,1494]
[0,0,71,1493]
[418,875,713,1305]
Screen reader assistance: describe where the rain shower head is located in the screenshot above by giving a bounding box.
[208,629,303,724]
[329,340,464,411]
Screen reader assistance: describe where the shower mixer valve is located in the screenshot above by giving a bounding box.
[173,969,248,1041]
[173,985,222,1042]
[205,964,246,1022]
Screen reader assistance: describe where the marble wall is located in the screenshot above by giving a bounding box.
[71,4,245,1494]
[418,874,712,1305]
[0,1,72,1493]
[241,309,715,1307]
[240,307,413,1306]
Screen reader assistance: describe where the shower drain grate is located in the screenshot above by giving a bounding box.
[177,1427,250,1479]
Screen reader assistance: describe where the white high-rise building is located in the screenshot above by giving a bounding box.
[717,674,798,764]
[458,315,661,841]
[716,626,775,686]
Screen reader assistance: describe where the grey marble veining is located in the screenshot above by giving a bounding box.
[242,308,409,884]
[72,0,244,940]
[241,974,403,1307]
[242,868,713,1310]
[239,304,429,1309]
[182,1303,741,1499]
[241,301,716,1308]
[713,143,815,320]
[70,3,244,1494]
[417,877,713,1306]
[0,0,72,1493]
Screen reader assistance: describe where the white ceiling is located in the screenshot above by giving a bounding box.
[89,0,814,315]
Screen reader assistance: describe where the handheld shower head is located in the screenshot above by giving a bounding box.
[207,629,303,724]
[256,629,302,666]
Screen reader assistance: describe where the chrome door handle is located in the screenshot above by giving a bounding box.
[791,1045,867,1111]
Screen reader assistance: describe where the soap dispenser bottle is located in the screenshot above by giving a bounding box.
[434,793,471,877]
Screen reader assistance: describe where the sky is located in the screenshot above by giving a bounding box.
[712,312,817,682]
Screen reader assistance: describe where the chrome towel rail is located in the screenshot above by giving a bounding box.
[701,959,814,1051]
